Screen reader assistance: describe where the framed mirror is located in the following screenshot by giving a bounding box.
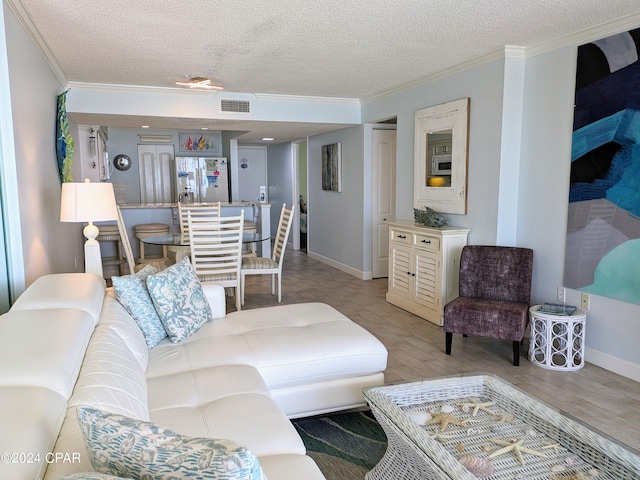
[414,97,469,214]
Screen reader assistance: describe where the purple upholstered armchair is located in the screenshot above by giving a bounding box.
[444,245,534,366]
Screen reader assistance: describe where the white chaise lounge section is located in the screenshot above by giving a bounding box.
[0,273,387,480]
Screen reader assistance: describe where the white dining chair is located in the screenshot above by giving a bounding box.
[116,205,174,274]
[178,201,221,234]
[240,203,295,305]
[188,209,244,311]
[174,202,222,261]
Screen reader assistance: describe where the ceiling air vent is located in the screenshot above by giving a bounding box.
[220,99,250,113]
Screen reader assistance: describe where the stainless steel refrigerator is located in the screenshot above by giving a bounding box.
[175,157,229,203]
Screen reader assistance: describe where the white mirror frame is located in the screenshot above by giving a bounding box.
[414,97,469,214]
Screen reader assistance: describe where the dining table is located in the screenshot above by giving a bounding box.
[141,232,269,262]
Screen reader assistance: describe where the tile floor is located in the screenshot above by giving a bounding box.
[236,250,640,453]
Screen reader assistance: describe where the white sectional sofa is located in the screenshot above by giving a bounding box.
[0,273,388,479]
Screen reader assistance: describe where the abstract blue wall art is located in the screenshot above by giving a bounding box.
[565,29,640,304]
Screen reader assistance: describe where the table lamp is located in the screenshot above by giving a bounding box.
[60,178,118,277]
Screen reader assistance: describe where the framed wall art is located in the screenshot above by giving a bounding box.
[414,97,469,214]
[178,131,222,154]
[321,142,342,192]
[565,28,640,305]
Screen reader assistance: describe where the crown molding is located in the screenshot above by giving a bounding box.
[67,81,225,96]
[362,13,640,105]
[526,11,640,58]
[5,0,68,87]
[254,93,360,106]
[361,46,515,105]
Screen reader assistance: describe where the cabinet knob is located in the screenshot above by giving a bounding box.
[421,239,431,244]
[398,235,407,239]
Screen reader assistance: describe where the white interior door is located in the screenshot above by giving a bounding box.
[372,129,397,278]
[237,146,267,202]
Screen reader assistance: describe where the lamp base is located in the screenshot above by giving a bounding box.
[83,221,104,277]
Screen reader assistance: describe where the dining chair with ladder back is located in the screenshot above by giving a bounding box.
[116,205,174,274]
[240,203,295,306]
[178,201,222,235]
[174,201,222,261]
[188,209,244,311]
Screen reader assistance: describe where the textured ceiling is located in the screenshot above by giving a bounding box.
[10,0,640,142]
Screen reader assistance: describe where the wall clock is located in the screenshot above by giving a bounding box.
[113,154,132,171]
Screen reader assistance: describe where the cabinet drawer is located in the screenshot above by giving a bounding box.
[414,233,440,252]
[390,228,413,245]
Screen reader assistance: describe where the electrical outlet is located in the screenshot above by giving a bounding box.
[557,286,566,303]
[581,292,590,309]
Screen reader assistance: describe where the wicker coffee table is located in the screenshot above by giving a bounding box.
[363,374,640,480]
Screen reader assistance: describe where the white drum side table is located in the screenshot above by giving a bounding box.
[529,306,586,371]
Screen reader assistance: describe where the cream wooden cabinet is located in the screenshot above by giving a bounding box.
[386,221,469,326]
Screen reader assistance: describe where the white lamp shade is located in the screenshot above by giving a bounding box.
[60,179,117,223]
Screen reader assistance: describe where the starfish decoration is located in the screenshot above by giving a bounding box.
[487,438,547,466]
[457,398,497,416]
[541,443,565,455]
[426,431,456,442]
[426,412,469,432]
[493,414,515,424]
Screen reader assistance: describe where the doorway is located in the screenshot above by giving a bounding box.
[292,140,307,253]
[236,146,268,202]
[371,127,397,278]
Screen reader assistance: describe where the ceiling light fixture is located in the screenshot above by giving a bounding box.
[262,137,275,141]
[175,76,223,90]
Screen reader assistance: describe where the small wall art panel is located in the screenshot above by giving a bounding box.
[321,142,342,192]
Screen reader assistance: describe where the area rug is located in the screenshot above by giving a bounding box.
[292,410,387,480]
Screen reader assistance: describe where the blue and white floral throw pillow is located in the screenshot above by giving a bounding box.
[111,265,167,348]
[146,257,212,343]
[77,407,265,480]
[61,473,132,479]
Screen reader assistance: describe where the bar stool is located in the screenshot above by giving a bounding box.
[96,223,126,279]
[133,223,170,266]
[242,204,260,257]
[243,219,257,257]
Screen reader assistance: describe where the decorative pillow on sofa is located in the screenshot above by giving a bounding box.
[77,407,265,480]
[146,257,212,343]
[61,473,133,479]
[111,265,167,348]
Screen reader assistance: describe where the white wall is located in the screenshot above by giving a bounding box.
[307,126,365,276]
[4,4,82,287]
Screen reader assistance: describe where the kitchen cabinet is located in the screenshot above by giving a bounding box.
[386,221,469,326]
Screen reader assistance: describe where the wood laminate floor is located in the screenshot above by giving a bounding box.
[235,250,640,453]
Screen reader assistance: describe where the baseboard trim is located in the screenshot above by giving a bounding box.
[585,347,640,383]
[307,251,371,280]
